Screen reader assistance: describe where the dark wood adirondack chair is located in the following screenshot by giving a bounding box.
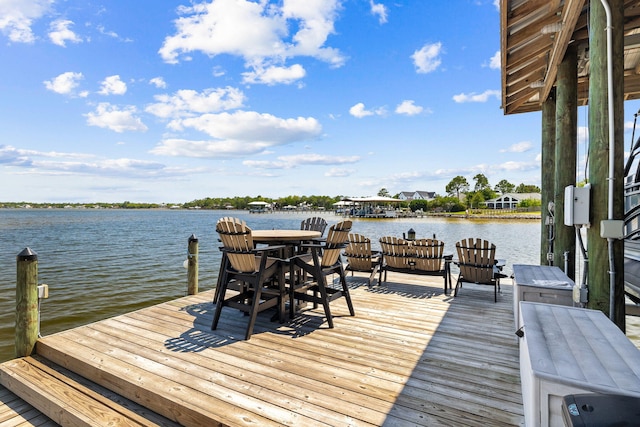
[212,217,285,340]
[290,220,354,327]
[300,217,328,236]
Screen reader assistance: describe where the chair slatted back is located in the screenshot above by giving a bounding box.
[455,238,496,284]
[321,220,352,267]
[345,233,375,271]
[412,238,444,272]
[301,217,328,236]
[216,217,257,273]
[379,236,413,269]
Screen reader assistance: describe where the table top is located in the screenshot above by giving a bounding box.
[252,229,321,242]
[513,264,574,289]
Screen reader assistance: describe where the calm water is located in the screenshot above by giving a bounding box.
[0,209,541,362]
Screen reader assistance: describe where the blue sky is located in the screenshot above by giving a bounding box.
[1,0,638,204]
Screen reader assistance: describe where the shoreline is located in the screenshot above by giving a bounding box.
[425,212,541,220]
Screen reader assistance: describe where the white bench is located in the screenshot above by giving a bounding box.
[519,302,640,426]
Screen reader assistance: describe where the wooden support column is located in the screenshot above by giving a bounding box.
[554,45,578,279]
[588,0,625,328]
[541,91,556,266]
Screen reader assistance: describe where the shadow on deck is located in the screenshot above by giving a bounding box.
[1,272,524,426]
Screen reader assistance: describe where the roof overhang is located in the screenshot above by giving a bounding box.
[501,0,640,115]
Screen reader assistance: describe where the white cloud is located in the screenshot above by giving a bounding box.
[325,167,354,177]
[395,100,423,116]
[48,19,82,46]
[578,126,589,145]
[349,102,386,118]
[280,0,344,65]
[494,160,540,172]
[500,141,532,153]
[146,87,245,119]
[452,89,500,103]
[149,77,167,89]
[349,103,372,118]
[151,110,322,158]
[98,75,127,95]
[212,66,226,77]
[151,138,256,158]
[488,51,500,69]
[369,1,388,24]
[181,110,321,141]
[241,159,288,169]
[242,63,306,85]
[158,0,345,85]
[411,42,443,74]
[279,153,359,165]
[0,0,53,43]
[95,25,133,42]
[85,103,148,133]
[43,71,84,95]
[0,144,181,178]
[243,154,360,169]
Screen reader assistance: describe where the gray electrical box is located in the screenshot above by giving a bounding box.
[564,184,590,226]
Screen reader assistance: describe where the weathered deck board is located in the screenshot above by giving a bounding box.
[2,272,525,426]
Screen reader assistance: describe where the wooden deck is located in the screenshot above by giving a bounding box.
[1,272,524,426]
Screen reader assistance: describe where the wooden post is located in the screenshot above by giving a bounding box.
[15,247,38,358]
[541,91,556,265]
[187,234,198,295]
[588,0,625,328]
[553,45,578,279]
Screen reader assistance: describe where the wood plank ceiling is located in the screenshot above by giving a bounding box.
[501,0,640,115]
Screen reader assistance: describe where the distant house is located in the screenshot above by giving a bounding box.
[485,193,541,209]
[398,191,436,201]
[413,191,436,200]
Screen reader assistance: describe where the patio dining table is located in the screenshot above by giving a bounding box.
[253,229,323,319]
[251,229,322,245]
[215,229,323,320]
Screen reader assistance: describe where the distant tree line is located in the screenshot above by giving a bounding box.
[0,201,163,209]
[182,195,342,210]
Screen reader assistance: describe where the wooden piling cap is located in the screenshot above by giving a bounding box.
[188,234,198,242]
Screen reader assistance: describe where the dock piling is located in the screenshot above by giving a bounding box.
[15,247,38,358]
[187,234,198,295]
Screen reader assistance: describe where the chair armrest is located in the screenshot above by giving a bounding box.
[299,242,325,249]
[254,244,286,252]
[220,245,286,257]
[328,242,348,249]
[299,241,348,250]
[220,244,286,252]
